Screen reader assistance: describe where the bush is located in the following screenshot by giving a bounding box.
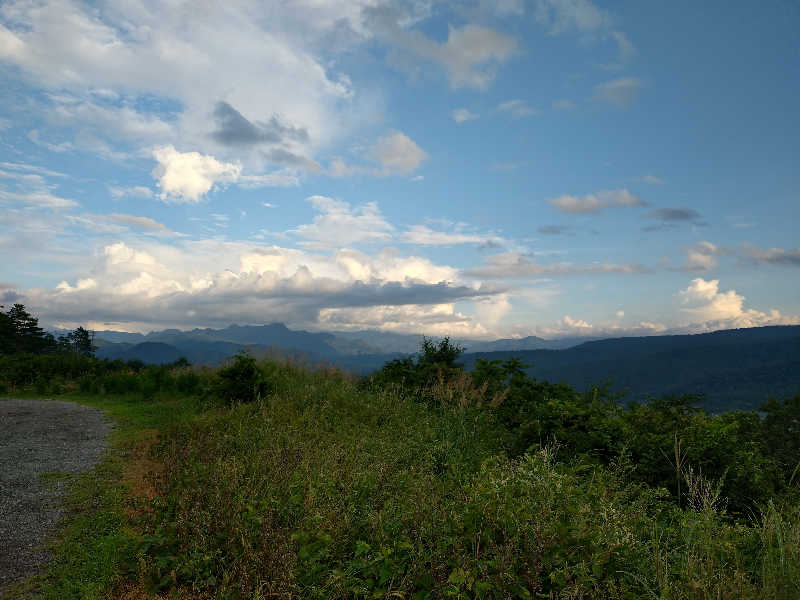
[215,352,267,405]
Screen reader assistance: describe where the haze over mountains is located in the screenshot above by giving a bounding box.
[83,323,800,411]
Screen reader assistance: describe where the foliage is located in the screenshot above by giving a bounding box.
[215,350,269,405]
[7,330,800,599]
[365,336,465,403]
[0,303,97,358]
[56,326,96,356]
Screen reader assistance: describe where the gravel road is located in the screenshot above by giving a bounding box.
[0,399,112,595]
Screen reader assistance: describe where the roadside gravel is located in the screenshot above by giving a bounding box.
[0,399,112,595]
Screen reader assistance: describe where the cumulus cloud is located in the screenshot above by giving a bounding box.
[0,0,363,172]
[150,145,298,203]
[18,239,500,333]
[289,196,395,249]
[740,243,800,267]
[367,131,428,175]
[452,108,479,123]
[594,77,644,107]
[465,252,648,278]
[318,303,491,337]
[522,315,667,339]
[151,146,241,203]
[366,7,517,90]
[328,131,427,177]
[683,241,729,272]
[549,188,644,214]
[678,278,799,330]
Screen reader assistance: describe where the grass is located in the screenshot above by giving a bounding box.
[7,361,800,599]
[5,394,204,600]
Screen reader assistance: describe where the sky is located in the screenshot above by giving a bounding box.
[0,0,798,338]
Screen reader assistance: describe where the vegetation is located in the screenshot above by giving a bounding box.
[0,303,96,358]
[2,325,799,599]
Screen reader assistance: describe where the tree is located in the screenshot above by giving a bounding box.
[1,303,56,354]
[0,307,14,355]
[57,326,96,356]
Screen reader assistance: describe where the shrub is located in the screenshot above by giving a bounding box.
[215,351,267,404]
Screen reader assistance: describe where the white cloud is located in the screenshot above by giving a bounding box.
[0,0,366,170]
[318,303,491,337]
[452,108,479,123]
[683,241,729,272]
[548,188,644,214]
[367,10,517,90]
[0,162,67,179]
[0,189,78,209]
[639,174,663,184]
[150,145,298,203]
[18,239,499,333]
[402,224,505,247]
[367,131,427,175]
[495,99,538,117]
[106,213,169,232]
[238,171,300,188]
[151,145,241,203]
[532,0,610,33]
[0,160,77,209]
[67,213,176,236]
[431,24,519,89]
[526,315,667,339]
[109,186,154,200]
[594,77,644,107]
[328,131,427,177]
[677,278,799,330]
[611,31,636,62]
[290,196,395,249]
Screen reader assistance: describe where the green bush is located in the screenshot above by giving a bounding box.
[215,351,268,404]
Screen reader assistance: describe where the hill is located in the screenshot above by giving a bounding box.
[460,325,800,411]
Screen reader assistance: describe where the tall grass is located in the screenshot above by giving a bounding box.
[130,360,800,599]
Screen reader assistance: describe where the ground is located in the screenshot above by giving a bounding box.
[0,399,112,596]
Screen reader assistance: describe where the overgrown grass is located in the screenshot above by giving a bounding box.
[8,359,800,599]
[137,362,800,599]
[6,394,204,599]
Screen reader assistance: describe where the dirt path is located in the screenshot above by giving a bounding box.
[0,399,112,594]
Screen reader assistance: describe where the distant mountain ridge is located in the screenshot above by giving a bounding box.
[89,323,800,411]
[460,325,800,411]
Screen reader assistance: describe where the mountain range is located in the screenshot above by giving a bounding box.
[85,323,800,411]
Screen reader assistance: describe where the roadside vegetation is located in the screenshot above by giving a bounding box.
[1,304,799,599]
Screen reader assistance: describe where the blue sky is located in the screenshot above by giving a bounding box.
[0,0,798,337]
